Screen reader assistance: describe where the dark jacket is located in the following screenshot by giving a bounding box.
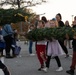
[58,21,64,27]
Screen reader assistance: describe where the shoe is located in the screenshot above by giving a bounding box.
[12,55,17,58]
[38,68,43,71]
[66,69,74,75]
[69,47,72,49]
[5,55,13,58]
[42,67,48,72]
[69,55,72,58]
[30,53,35,56]
[65,54,69,58]
[56,67,63,71]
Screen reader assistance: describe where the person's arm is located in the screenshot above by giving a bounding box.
[8,25,13,33]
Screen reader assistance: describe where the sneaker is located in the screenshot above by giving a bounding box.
[38,68,43,71]
[66,69,74,75]
[69,55,72,58]
[5,55,13,58]
[30,53,35,56]
[56,67,63,72]
[65,54,69,58]
[42,67,48,72]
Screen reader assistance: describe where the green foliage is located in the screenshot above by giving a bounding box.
[27,27,76,41]
[0,8,33,25]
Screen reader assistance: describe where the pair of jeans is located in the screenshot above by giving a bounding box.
[29,41,33,54]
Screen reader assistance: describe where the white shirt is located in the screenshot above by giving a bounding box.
[37,41,47,45]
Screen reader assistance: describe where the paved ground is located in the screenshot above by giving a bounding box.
[4,41,76,75]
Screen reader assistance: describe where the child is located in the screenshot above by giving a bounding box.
[43,19,64,72]
[36,20,47,71]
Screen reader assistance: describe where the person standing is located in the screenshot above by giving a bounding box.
[66,28,76,75]
[36,20,47,71]
[64,20,72,49]
[56,13,69,58]
[28,25,35,56]
[42,19,63,72]
[2,24,14,58]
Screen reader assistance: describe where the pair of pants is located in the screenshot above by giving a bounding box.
[29,41,33,54]
[70,51,76,70]
[36,45,46,67]
[4,35,13,56]
[58,40,68,55]
[46,56,61,68]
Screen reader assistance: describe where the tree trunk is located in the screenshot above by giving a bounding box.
[17,0,20,8]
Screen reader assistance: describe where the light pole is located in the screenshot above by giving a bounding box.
[72,15,74,23]
[38,13,45,15]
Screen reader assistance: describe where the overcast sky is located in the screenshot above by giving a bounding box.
[28,0,76,24]
[2,0,76,25]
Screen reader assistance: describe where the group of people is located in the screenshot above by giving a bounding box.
[0,13,76,75]
[28,13,76,75]
[0,23,18,75]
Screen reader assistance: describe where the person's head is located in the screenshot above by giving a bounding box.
[65,20,69,26]
[49,19,58,27]
[35,15,40,20]
[29,25,35,30]
[38,20,45,28]
[56,13,62,21]
[41,16,48,23]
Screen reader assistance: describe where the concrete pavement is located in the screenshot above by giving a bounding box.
[4,41,76,75]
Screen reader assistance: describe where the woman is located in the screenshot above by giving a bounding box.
[64,20,72,49]
[56,13,69,58]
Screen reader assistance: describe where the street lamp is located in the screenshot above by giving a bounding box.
[38,13,45,15]
[72,15,74,23]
